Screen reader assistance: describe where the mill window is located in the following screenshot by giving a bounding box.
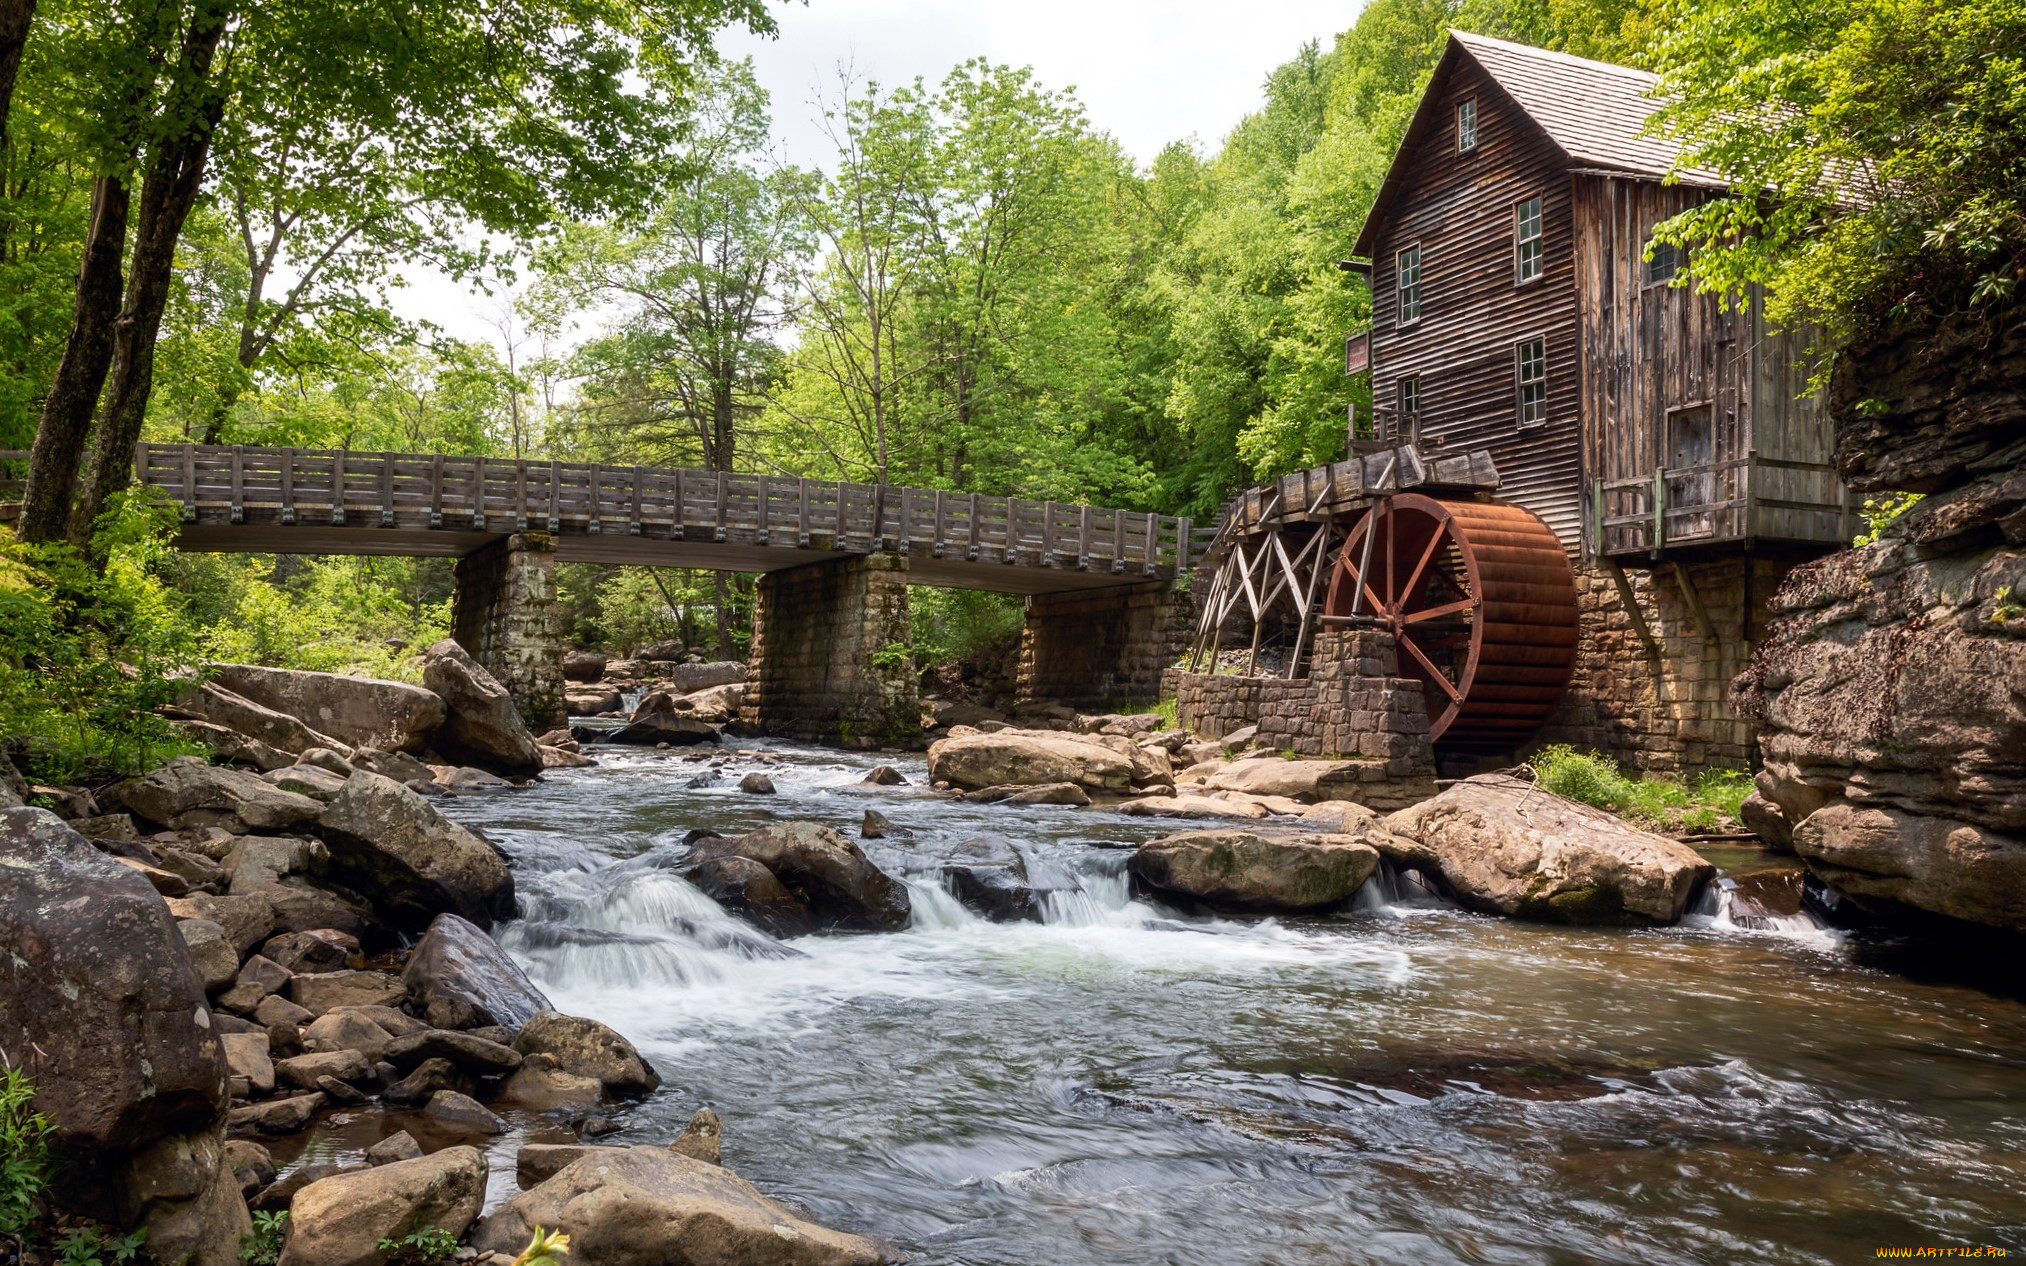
[1515,196,1543,284]
[1397,245,1422,325]
[1645,239,1679,285]
[1396,375,1421,440]
[1516,337,1547,426]
[1457,99,1478,152]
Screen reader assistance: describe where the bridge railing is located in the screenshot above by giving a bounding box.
[132,444,1197,575]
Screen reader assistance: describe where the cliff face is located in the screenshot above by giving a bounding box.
[1737,307,2026,931]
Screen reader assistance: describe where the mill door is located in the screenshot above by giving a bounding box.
[1665,404,1715,540]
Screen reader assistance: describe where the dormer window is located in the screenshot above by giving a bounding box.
[1457,99,1478,152]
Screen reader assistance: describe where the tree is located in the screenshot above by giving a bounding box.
[15,0,772,546]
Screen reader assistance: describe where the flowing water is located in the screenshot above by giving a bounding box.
[433,738,2026,1265]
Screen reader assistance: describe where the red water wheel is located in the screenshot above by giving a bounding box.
[1322,494,1578,748]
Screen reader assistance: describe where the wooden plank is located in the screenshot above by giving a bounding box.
[280,447,296,524]
[331,450,345,525]
[968,493,982,560]
[798,478,810,546]
[1604,560,1658,658]
[229,446,245,523]
[1667,560,1716,642]
[715,471,728,543]
[380,453,396,527]
[428,455,445,528]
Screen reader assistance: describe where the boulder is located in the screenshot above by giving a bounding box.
[167,891,278,955]
[418,639,545,776]
[941,837,1077,922]
[496,1053,604,1112]
[433,765,513,794]
[663,661,745,693]
[254,994,314,1029]
[301,1012,396,1063]
[262,929,354,974]
[264,764,349,801]
[252,1161,361,1215]
[222,1032,276,1097]
[606,713,721,746]
[862,765,908,786]
[299,748,355,776]
[540,743,597,769]
[349,748,434,785]
[1115,793,1275,820]
[179,918,241,991]
[967,782,1092,807]
[277,1146,486,1266]
[513,1010,660,1098]
[117,758,323,833]
[276,1050,374,1092]
[565,684,624,716]
[1381,774,1715,924]
[424,1089,506,1135]
[516,1142,616,1189]
[671,1108,723,1166]
[169,679,353,759]
[402,913,553,1032]
[221,835,382,941]
[289,970,407,1015]
[314,771,515,930]
[225,1139,276,1196]
[209,663,447,755]
[690,822,910,934]
[365,1131,423,1165]
[170,719,297,772]
[382,1058,473,1107]
[1200,757,1368,802]
[563,650,608,682]
[683,855,812,939]
[1129,828,1381,912]
[382,1029,522,1076]
[860,809,909,840]
[738,771,777,795]
[472,1146,888,1266]
[228,1093,324,1136]
[927,730,1136,794]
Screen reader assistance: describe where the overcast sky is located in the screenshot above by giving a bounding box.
[407,0,1360,348]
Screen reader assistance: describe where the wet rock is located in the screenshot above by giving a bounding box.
[433,765,514,795]
[179,917,241,991]
[383,1030,522,1076]
[861,765,908,786]
[289,970,407,1015]
[969,781,1092,807]
[301,1011,396,1063]
[860,809,911,840]
[927,730,1136,794]
[419,639,545,776]
[516,1142,614,1189]
[264,764,350,801]
[209,662,447,755]
[472,1146,888,1266]
[496,1053,604,1112]
[402,912,553,1032]
[350,747,435,785]
[683,855,812,938]
[1382,773,1715,925]
[1130,828,1382,912]
[365,1131,423,1165]
[738,771,777,795]
[607,713,721,747]
[277,1146,486,1266]
[692,822,910,934]
[671,1107,723,1165]
[539,743,597,769]
[563,649,608,682]
[424,1089,507,1135]
[262,929,355,974]
[224,1139,275,1195]
[314,771,516,930]
[941,837,1072,923]
[382,1057,473,1107]
[118,758,323,833]
[228,1092,324,1136]
[513,1010,660,1098]
[169,719,298,772]
[0,810,230,1165]
[565,684,624,716]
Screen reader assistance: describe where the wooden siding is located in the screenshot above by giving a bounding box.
[1367,58,1584,548]
[1573,174,1841,551]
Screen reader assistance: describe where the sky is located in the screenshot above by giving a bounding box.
[401,0,1359,348]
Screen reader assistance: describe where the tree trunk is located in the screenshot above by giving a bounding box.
[70,1,230,544]
[0,0,38,152]
[17,176,129,544]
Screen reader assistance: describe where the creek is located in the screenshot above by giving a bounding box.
[434,738,2026,1265]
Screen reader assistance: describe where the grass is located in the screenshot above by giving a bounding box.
[1530,744,1753,834]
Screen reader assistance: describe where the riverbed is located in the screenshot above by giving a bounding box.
[439,738,2026,1265]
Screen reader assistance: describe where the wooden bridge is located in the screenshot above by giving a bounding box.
[76,443,1202,594]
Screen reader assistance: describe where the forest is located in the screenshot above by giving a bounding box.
[0,0,2018,781]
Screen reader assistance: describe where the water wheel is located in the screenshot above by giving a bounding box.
[1322,494,1577,748]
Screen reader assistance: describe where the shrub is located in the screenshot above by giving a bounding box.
[1530,745,1748,834]
[377,1225,459,1266]
[239,1211,287,1266]
[0,1064,51,1243]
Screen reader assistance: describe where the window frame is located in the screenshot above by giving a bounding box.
[1514,336,1548,428]
[1514,195,1544,285]
[1396,374,1421,441]
[1644,239,1680,287]
[1396,243,1423,327]
[1456,98,1478,153]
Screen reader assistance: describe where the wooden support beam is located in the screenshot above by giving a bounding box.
[1604,559,1659,659]
[1667,560,1717,642]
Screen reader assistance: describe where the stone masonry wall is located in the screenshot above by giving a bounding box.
[738,552,920,746]
[1168,630,1437,809]
[1532,556,1803,775]
[1016,580,1195,708]
[452,531,565,732]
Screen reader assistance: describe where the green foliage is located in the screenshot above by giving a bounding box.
[869,642,914,673]
[909,588,1023,668]
[239,1212,287,1266]
[1649,0,2026,347]
[511,1227,571,1266]
[0,1065,52,1242]
[1530,744,1752,832]
[54,1226,146,1266]
[1852,491,1925,546]
[377,1225,459,1266]
[0,495,203,784]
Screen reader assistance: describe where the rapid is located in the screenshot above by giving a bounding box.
[440,738,2026,1265]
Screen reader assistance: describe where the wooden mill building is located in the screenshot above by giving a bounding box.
[1343,32,1850,772]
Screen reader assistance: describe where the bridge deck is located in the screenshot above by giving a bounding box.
[62,445,1197,594]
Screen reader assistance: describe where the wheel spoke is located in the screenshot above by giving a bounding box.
[1337,530,1387,616]
[1399,632,1462,701]
[1400,523,1447,604]
[1404,596,1477,625]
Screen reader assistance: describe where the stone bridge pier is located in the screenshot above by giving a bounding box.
[738,553,921,746]
[452,532,567,733]
[1015,580,1194,711]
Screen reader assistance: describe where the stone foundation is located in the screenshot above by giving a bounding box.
[1016,580,1194,708]
[452,532,565,732]
[1168,630,1437,809]
[1533,556,1810,774]
[739,552,920,745]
